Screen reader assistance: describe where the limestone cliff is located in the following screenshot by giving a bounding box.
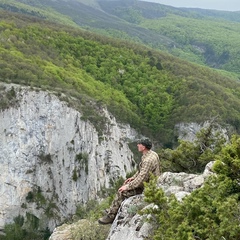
[0,83,139,231]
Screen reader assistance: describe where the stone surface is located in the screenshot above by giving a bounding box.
[50,162,215,240]
[0,84,139,231]
[0,83,218,238]
[106,161,215,240]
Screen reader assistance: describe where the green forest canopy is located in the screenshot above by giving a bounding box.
[1,0,240,76]
[1,10,240,146]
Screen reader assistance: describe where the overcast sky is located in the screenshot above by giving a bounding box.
[142,0,240,11]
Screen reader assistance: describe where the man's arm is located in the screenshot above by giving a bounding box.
[125,160,152,190]
[118,185,128,192]
[124,177,134,184]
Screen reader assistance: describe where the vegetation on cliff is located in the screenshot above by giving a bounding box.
[2,125,240,240]
[144,134,240,239]
[1,0,240,76]
[1,2,240,239]
[1,10,240,146]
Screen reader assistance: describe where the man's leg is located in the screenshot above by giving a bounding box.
[98,188,143,224]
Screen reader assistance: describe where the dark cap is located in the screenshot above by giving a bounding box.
[138,139,152,149]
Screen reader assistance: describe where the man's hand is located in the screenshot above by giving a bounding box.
[118,185,128,193]
[124,177,134,184]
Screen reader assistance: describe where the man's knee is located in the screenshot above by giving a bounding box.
[122,188,142,198]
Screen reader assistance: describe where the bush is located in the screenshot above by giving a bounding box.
[143,135,240,240]
[160,120,227,173]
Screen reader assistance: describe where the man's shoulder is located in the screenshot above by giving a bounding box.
[146,150,159,160]
[150,150,158,156]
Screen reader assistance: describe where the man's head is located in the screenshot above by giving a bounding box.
[137,139,152,150]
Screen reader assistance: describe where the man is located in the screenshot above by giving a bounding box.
[98,138,161,224]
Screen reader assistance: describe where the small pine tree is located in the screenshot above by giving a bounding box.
[160,120,227,173]
[144,134,240,240]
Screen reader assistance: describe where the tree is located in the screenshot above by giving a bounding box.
[160,120,227,173]
[144,134,240,240]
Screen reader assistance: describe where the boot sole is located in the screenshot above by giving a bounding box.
[98,219,114,225]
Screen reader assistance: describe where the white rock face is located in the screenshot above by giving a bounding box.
[157,161,215,201]
[175,122,230,143]
[0,84,138,231]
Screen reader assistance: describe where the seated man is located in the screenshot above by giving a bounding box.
[98,138,161,224]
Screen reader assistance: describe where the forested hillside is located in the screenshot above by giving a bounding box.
[1,0,240,76]
[1,9,240,146]
[2,3,240,240]
[98,0,240,75]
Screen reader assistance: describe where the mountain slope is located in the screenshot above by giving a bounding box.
[1,0,240,76]
[98,0,240,74]
[1,10,240,146]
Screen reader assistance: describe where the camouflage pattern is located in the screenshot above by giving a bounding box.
[108,187,143,217]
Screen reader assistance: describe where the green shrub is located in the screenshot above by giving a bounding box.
[143,135,240,240]
[0,215,50,240]
[72,168,78,181]
[60,219,110,240]
[159,120,227,173]
[75,152,89,174]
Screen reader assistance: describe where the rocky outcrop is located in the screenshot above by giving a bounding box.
[175,122,230,143]
[0,84,139,231]
[106,161,215,240]
[49,162,215,240]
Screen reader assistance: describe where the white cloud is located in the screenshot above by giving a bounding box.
[141,0,240,11]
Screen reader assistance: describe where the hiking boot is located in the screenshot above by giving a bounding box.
[98,214,115,225]
[102,209,109,215]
